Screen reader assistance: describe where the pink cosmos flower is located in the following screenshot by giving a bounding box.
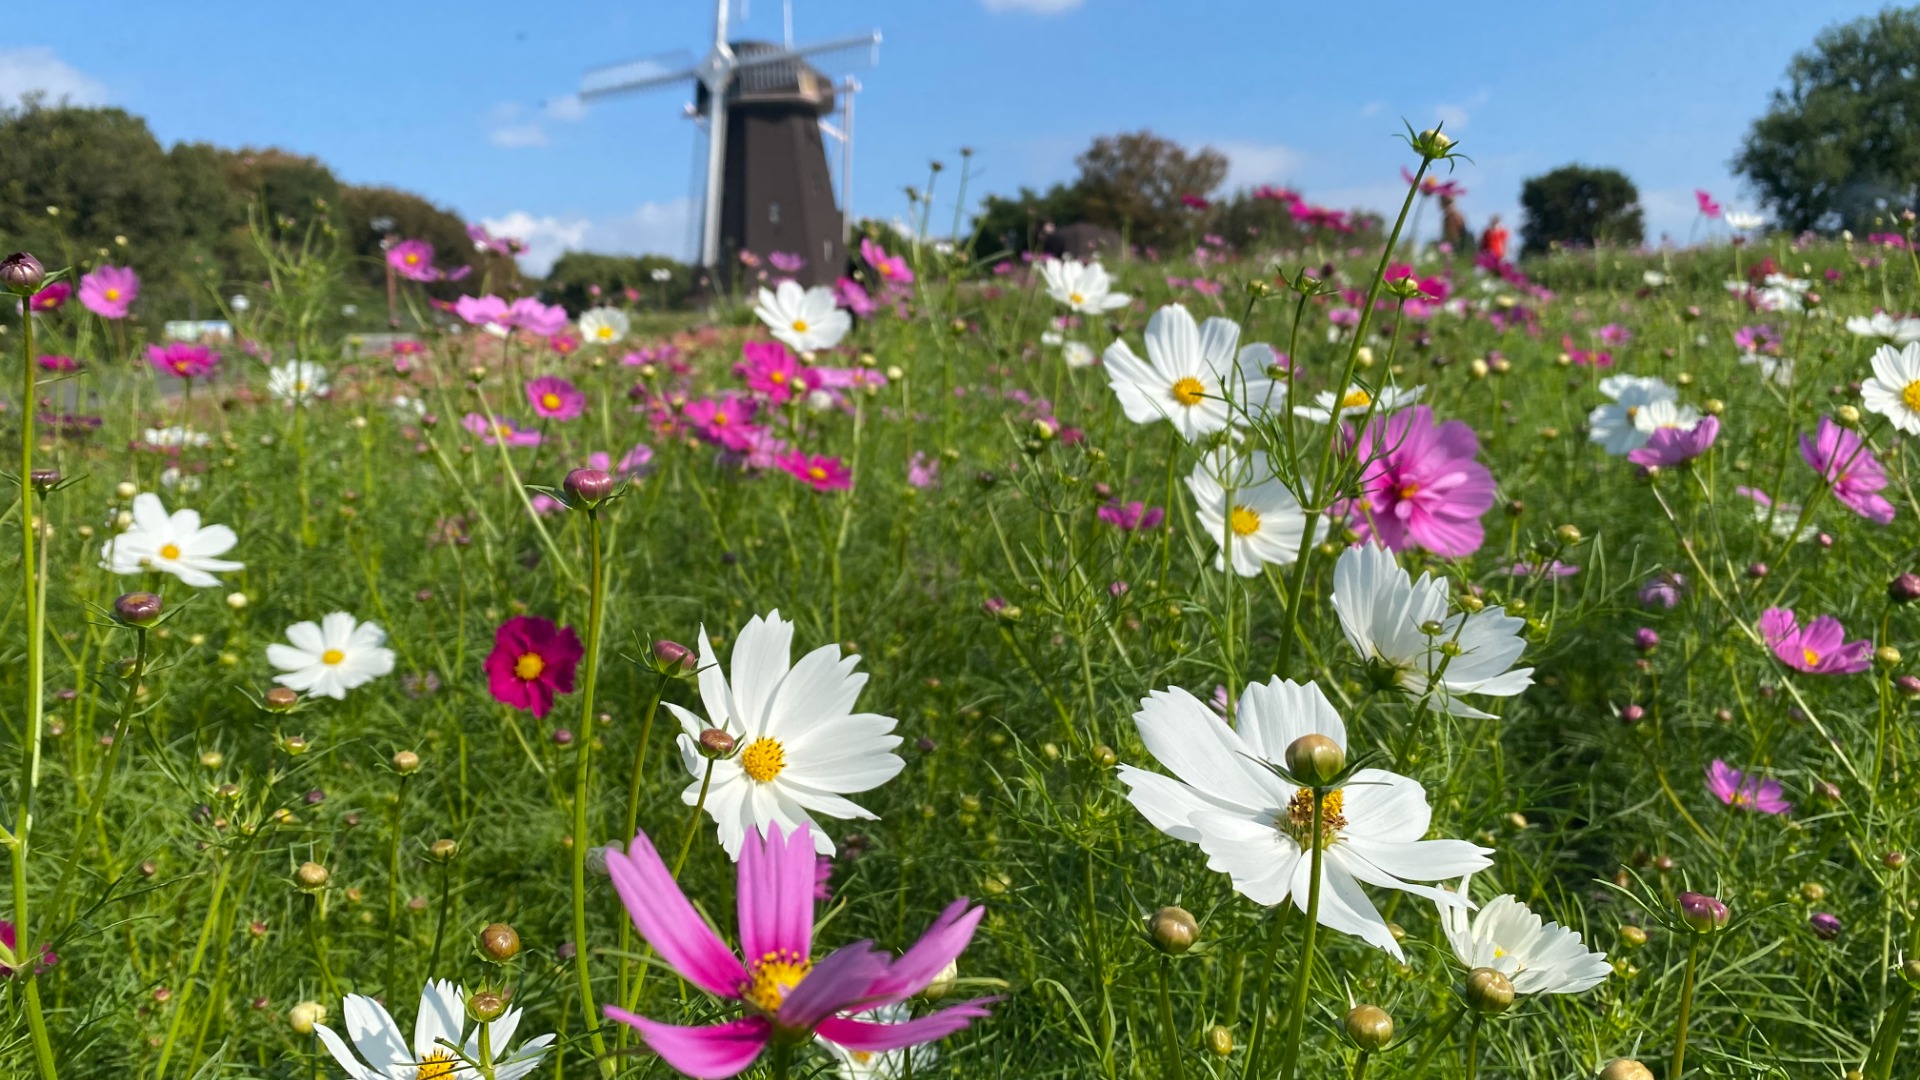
[1639,571,1685,609]
[1696,190,1722,218]
[0,920,56,977]
[1179,193,1210,210]
[463,413,542,448]
[907,452,940,490]
[1629,415,1720,468]
[1734,324,1779,353]
[386,239,440,282]
[768,251,807,274]
[549,332,581,355]
[1349,405,1496,558]
[835,277,878,318]
[779,452,852,492]
[36,355,78,373]
[602,823,995,1080]
[79,265,139,319]
[1096,501,1165,531]
[508,296,569,336]
[1800,417,1895,524]
[1760,607,1872,674]
[684,396,760,451]
[28,281,69,312]
[485,615,583,719]
[1497,560,1579,578]
[1596,323,1632,346]
[455,294,510,328]
[728,427,791,472]
[146,342,220,380]
[737,340,806,404]
[860,237,914,287]
[526,376,587,420]
[1706,759,1792,815]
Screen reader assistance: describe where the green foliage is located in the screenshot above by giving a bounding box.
[545,251,693,314]
[1518,164,1646,255]
[1736,6,1920,232]
[970,182,1089,259]
[1072,130,1227,250]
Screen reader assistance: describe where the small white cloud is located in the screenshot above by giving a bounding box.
[1360,101,1384,118]
[484,198,693,275]
[489,124,549,148]
[1429,89,1490,134]
[1218,140,1303,193]
[0,47,107,108]
[544,94,588,122]
[982,0,1083,12]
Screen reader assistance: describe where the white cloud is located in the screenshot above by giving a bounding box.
[1360,102,1384,118]
[484,198,693,275]
[545,94,588,122]
[1218,140,1303,193]
[486,96,590,150]
[489,124,549,149]
[982,0,1083,12]
[0,47,107,108]
[1429,89,1490,134]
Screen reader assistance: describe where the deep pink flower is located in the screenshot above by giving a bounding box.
[1629,415,1719,468]
[1596,323,1632,346]
[860,237,914,287]
[28,281,69,312]
[387,239,439,282]
[1696,189,1722,218]
[36,355,78,373]
[1497,560,1579,578]
[527,376,587,421]
[0,920,55,977]
[146,342,220,379]
[778,452,852,492]
[907,452,940,490]
[1760,607,1872,674]
[1800,417,1895,524]
[484,615,583,719]
[684,396,760,451]
[508,296,569,336]
[834,277,878,318]
[463,413,542,448]
[79,265,139,319]
[1179,193,1210,210]
[1734,324,1779,353]
[549,332,581,355]
[602,824,996,1080]
[737,340,806,404]
[768,251,807,274]
[1639,571,1685,609]
[1096,501,1165,532]
[1349,405,1496,558]
[455,294,510,328]
[1706,759,1792,815]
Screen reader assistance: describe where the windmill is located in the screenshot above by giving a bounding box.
[581,1,879,289]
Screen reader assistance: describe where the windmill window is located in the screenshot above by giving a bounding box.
[769,202,782,224]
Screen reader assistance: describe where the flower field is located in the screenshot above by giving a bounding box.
[7,133,1920,1080]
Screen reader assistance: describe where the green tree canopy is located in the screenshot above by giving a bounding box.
[1735,6,1920,232]
[1518,164,1644,255]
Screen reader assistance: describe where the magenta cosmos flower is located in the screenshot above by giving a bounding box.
[1801,417,1895,524]
[835,277,878,318]
[462,413,542,448]
[685,396,761,451]
[485,615,583,719]
[1096,501,1164,531]
[1705,759,1792,815]
[1629,415,1719,469]
[0,920,56,977]
[386,238,440,282]
[1349,405,1496,558]
[37,355,78,373]
[1760,607,1871,674]
[860,237,914,287]
[737,340,806,404]
[526,376,587,421]
[603,823,995,1080]
[146,342,220,380]
[79,265,139,319]
[29,281,69,312]
[778,452,852,492]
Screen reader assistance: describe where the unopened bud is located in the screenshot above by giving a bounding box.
[265,687,299,712]
[653,639,694,674]
[113,591,164,627]
[294,862,329,891]
[1148,906,1198,955]
[921,959,958,1002]
[392,750,421,775]
[1284,733,1345,785]
[0,252,46,294]
[1877,645,1902,668]
[1677,891,1728,933]
[288,1000,326,1035]
[29,469,60,494]
[698,728,736,757]
[1204,1024,1234,1056]
[430,838,458,862]
[1345,1004,1394,1050]
[466,989,507,1023]
[1555,524,1582,545]
[1599,1060,1654,1080]
[1619,924,1648,948]
[564,467,616,506]
[1464,967,1515,1014]
[481,922,521,962]
[1414,129,1454,158]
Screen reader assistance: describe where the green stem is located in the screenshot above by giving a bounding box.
[1276,791,1326,1080]
[1670,937,1702,1079]
[570,510,613,1075]
[1462,1016,1482,1080]
[1864,980,1916,1080]
[617,675,669,1047]
[1157,956,1186,1080]
[384,775,409,997]
[47,627,149,922]
[153,857,232,1079]
[1351,1050,1371,1080]
[1406,1005,1466,1078]
[1241,906,1292,1079]
[672,759,717,881]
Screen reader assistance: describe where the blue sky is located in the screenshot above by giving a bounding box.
[0,0,1885,271]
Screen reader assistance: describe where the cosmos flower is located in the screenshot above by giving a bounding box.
[1062,341,1097,368]
[1739,351,1795,386]
[1096,501,1164,532]
[36,355,78,373]
[1588,375,1677,456]
[1628,414,1718,468]
[1760,607,1872,675]
[602,823,995,1079]
[1695,189,1721,218]
[1862,342,1920,435]
[1331,542,1532,718]
[1292,383,1423,424]
[485,615,584,719]
[526,376,587,421]
[1349,405,1496,558]
[267,360,329,405]
[778,452,853,493]
[1723,210,1765,232]
[147,343,220,380]
[579,306,632,345]
[1040,258,1130,314]
[100,493,243,587]
[1186,449,1319,576]
[386,239,440,283]
[1638,571,1685,608]
[684,396,760,451]
[1437,877,1610,995]
[1735,486,1818,542]
[769,251,807,274]
[737,340,806,404]
[79,265,139,319]
[835,277,879,318]
[1800,417,1895,524]
[463,413,543,448]
[1102,304,1276,441]
[314,979,553,1080]
[28,281,69,312]
[668,611,903,858]
[756,280,851,353]
[860,237,914,287]
[1846,313,1920,346]
[820,1004,938,1079]
[1705,759,1792,814]
[266,612,397,700]
[1116,676,1491,959]
[907,452,940,490]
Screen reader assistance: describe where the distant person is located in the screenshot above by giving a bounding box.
[1440,195,1470,252]
[1479,215,1510,262]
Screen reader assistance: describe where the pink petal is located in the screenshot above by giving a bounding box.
[867,899,985,1005]
[605,833,748,1000]
[815,999,1000,1053]
[737,824,815,968]
[776,942,889,1032]
[603,1009,769,1080]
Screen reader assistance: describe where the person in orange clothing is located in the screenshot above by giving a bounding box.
[1479,214,1510,261]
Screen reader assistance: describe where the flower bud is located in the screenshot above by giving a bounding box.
[392,750,421,775]
[1284,733,1345,786]
[564,467,616,507]
[288,1000,326,1035]
[113,591,164,627]
[1892,573,1920,604]
[1413,129,1454,158]
[1464,968,1514,1015]
[466,989,508,1023]
[920,959,958,1002]
[1809,912,1841,940]
[1345,1003,1394,1051]
[1555,524,1583,545]
[430,838,458,862]
[480,922,521,962]
[698,728,736,757]
[1877,645,1902,668]
[1620,704,1645,725]
[0,252,46,294]
[264,687,299,712]
[226,591,249,610]
[1886,850,1907,869]
[1903,959,1920,987]
[1204,1024,1234,1056]
[1619,924,1648,948]
[294,862,329,891]
[1148,906,1198,955]
[653,639,694,674]
[29,469,60,494]
[1599,1060,1654,1080]
[1634,628,1659,652]
[1837,404,1862,426]
[1092,744,1117,768]
[1676,891,1728,933]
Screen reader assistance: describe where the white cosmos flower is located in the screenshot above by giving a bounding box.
[670,610,903,859]
[1117,676,1492,959]
[1755,272,1810,313]
[1438,876,1610,995]
[143,426,211,448]
[755,280,851,353]
[100,492,242,587]
[1633,398,1701,436]
[1846,313,1920,345]
[1102,303,1277,441]
[314,979,554,1080]
[1863,342,1920,434]
[820,1003,936,1079]
[267,612,396,700]
[1739,351,1794,386]
[1587,374,1676,456]
[267,360,328,405]
[1062,340,1098,368]
[1643,270,1668,287]
[1331,543,1533,718]
[1293,383,1423,424]
[1040,257,1130,313]
[1723,210,1765,231]
[1186,449,1320,576]
[578,306,631,345]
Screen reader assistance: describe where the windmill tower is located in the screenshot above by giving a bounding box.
[582,1,878,289]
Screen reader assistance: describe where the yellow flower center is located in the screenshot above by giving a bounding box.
[743,951,811,1012]
[852,1051,876,1065]
[404,253,420,265]
[1399,482,1420,500]
[792,319,810,333]
[321,649,346,666]
[807,466,828,481]
[105,288,121,301]
[597,325,615,339]
[515,652,546,680]
[1625,405,1639,421]
[1229,505,1261,537]
[879,264,895,277]
[770,370,786,383]
[158,543,181,560]
[294,380,309,393]
[1170,377,1207,406]
[1340,388,1372,409]
[541,393,562,410]
[1802,647,1820,668]
[1903,380,1920,412]
[416,1050,456,1080]
[712,412,728,425]
[741,737,787,782]
[1068,292,1085,305]
[1283,787,1346,849]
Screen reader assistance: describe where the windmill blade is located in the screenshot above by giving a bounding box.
[730,30,881,77]
[581,50,700,100]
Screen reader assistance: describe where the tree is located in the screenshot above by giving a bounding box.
[1074,131,1227,250]
[0,98,184,277]
[546,252,692,313]
[968,182,1088,259]
[1735,6,1920,232]
[1518,165,1644,255]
